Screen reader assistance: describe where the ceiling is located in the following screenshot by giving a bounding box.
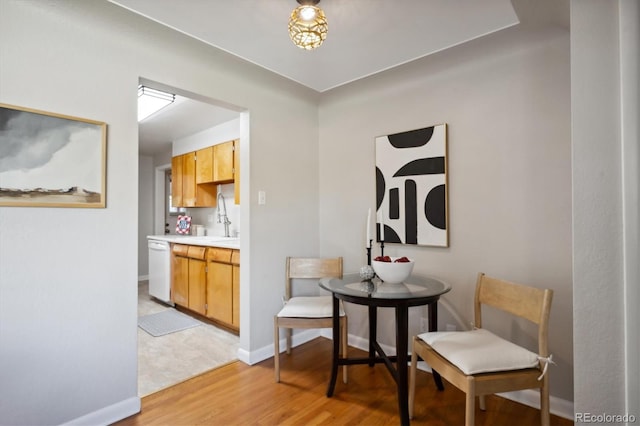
[111,0,520,93]
[120,1,564,156]
[138,92,240,156]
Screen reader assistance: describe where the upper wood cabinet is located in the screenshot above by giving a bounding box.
[172,151,216,208]
[172,139,239,207]
[213,140,235,183]
[182,151,197,207]
[194,140,237,185]
[195,146,214,184]
[233,139,240,204]
[171,155,184,207]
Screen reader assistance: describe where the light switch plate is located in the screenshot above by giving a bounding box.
[258,190,266,205]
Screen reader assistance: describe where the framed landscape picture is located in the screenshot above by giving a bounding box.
[0,103,107,208]
[375,124,448,247]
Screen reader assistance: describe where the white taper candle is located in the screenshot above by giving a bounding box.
[366,208,371,247]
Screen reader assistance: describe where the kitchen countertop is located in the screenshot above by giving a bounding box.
[147,235,240,250]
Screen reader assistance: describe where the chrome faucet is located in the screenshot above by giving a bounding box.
[217,192,231,237]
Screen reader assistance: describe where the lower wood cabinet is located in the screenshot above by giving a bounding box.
[171,245,189,307]
[206,247,240,330]
[171,244,239,331]
[171,244,207,315]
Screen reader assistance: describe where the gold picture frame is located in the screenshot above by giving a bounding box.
[0,103,107,208]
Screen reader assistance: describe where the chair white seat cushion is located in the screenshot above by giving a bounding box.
[417,328,539,375]
[277,296,345,318]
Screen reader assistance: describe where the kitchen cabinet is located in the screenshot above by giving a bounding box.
[206,247,240,330]
[171,244,189,306]
[233,139,240,204]
[171,243,240,331]
[195,146,214,184]
[182,151,197,207]
[171,139,239,207]
[231,250,240,327]
[171,155,184,207]
[171,244,207,315]
[213,140,235,183]
[196,139,238,185]
[172,152,217,207]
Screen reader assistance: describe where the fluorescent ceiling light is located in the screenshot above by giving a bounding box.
[138,85,175,121]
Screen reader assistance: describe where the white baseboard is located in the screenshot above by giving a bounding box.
[498,390,574,421]
[138,275,149,282]
[61,396,140,426]
[239,329,321,366]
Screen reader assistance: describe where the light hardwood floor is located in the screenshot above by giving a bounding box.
[118,337,573,425]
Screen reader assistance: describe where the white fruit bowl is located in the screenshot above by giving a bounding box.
[371,258,414,284]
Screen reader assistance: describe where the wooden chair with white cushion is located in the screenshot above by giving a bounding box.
[274,257,348,383]
[409,272,554,426]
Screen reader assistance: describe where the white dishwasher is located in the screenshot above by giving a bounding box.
[148,238,172,304]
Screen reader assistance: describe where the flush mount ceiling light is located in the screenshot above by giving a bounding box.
[137,85,175,122]
[288,0,328,50]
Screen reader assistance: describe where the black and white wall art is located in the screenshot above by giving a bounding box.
[375,124,448,247]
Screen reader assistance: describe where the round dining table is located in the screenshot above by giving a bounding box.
[319,273,451,426]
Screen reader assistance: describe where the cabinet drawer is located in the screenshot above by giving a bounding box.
[187,246,207,260]
[207,247,233,263]
[172,244,189,257]
[231,250,240,265]
[173,244,207,260]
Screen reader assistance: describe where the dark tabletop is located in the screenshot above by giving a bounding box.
[319,272,451,301]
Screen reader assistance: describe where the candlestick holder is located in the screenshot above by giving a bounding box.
[366,240,373,265]
[380,240,385,257]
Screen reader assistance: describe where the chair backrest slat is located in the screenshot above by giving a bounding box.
[285,257,343,300]
[474,272,553,356]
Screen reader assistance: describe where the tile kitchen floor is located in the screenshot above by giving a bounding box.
[137,281,239,396]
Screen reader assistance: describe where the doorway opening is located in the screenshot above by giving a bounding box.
[138,79,247,396]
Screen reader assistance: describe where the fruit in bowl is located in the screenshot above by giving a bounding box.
[371,256,414,283]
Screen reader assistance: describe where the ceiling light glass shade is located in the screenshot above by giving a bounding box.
[288,5,328,50]
[138,85,175,121]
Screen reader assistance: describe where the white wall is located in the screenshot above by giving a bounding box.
[318,22,574,407]
[571,0,640,419]
[138,155,154,279]
[0,1,319,424]
[172,117,240,157]
[3,0,638,423]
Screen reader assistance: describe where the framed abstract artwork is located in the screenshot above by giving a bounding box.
[0,103,107,208]
[375,124,448,247]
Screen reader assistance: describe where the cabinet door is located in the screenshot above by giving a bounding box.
[171,155,183,207]
[182,152,197,207]
[233,139,240,204]
[188,258,207,315]
[206,261,233,324]
[232,263,240,327]
[195,146,214,184]
[213,141,234,183]
[172,255,189,307]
